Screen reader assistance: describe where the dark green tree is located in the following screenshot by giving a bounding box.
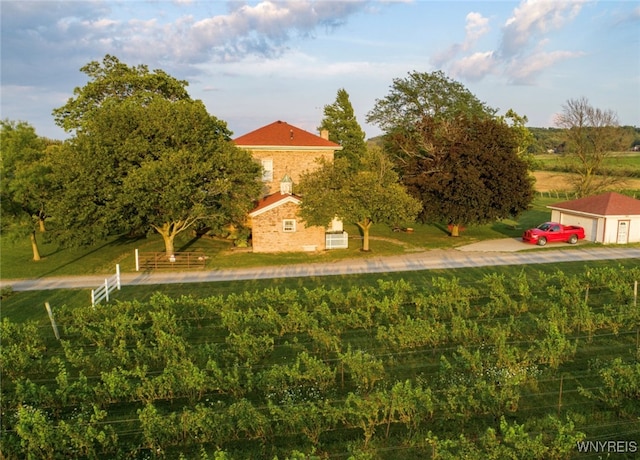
[367,71,532,236]
[50,56,261,254]
[0,120,54,261]
[401,115,534,236]
[318,88,367,170]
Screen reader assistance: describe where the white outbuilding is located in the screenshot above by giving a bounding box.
[547,192,640,244]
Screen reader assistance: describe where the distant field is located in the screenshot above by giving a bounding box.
[536,151,640,163]
[534,153,640,178]
[532,171,640,193]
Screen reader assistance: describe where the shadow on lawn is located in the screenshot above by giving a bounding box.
[38,234,146,278]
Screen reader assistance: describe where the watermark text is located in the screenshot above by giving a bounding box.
[576,440,637,454]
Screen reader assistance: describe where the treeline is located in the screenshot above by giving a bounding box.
[528,126,640,154]
[2,266,639,458]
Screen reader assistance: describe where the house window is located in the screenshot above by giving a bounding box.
[261,159,273,182]
[282,219,296,232]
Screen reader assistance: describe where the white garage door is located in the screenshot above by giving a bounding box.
[560,213,597,241]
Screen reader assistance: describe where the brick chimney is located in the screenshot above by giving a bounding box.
[320,129,329,140]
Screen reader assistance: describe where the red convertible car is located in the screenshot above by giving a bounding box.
[522,222,585,246]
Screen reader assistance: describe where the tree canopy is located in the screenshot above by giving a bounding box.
[318,88,367,170]
[366,70,533,235]
[49,56,261,254]
[53,54,191,133]
[298,146,421,251]
[401,115,534,235]
[0,120,53,260]
[366,71,496,157]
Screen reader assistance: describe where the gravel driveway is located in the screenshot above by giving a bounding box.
[2,246,639,291]
[455,237,584,252]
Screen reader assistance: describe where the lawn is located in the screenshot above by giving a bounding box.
[0,197,556,280]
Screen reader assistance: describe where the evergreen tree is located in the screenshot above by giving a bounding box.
[318,88,367,170]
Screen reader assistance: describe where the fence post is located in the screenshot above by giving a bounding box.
[135,249,139,272]
[91,290,96,308]
[104,279,109,302]
[45,302,60,340]
[116,264,121,290]
[634,280,638,308]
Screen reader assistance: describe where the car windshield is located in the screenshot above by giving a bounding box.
[537,223,552,231]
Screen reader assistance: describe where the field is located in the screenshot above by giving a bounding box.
[532,153,640,192]
[2,260,640,459]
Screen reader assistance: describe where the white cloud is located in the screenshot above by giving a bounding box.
[449,51,496,82]
[465,11,490,43]
[500,0,586,58]
[506,49,585,85]
[433,0,587,85]
[431,11,490,66]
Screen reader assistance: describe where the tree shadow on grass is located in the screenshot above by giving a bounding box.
[432,222,451,236]
[177,235,202,252]
[38,234,146,278]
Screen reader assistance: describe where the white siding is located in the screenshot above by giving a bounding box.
[558,212,598,242]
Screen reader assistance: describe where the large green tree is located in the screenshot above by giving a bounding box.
[298,146,421,251]
[401,115,534,236]
[366,70,496,164]
[367,71,533,236]
[554,97,625,197]
[0,120,53,261]
[50,56,262,254]
[318,88,367,170]
[53,54,191,133]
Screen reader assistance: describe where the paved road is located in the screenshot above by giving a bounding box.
[2,245,639,292]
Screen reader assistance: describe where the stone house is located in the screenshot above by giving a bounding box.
[234,121,347,253]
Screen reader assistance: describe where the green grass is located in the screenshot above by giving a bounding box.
[535,152,640,177]
[1,198,558,280]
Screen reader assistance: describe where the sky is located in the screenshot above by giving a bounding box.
[1,0,639,141]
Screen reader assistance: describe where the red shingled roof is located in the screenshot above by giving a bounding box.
[549,192,640,215]
[249,192,302,216]
[234,120,341,148]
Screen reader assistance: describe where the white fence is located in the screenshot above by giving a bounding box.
[326,231,349,249]
[91,264,121,308]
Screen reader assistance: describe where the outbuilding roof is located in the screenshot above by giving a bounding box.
[249,192,302,217]
[234,120,341,149]
[548,192,640,216]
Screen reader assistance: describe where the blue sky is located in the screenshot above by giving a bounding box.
[1,0,639,140]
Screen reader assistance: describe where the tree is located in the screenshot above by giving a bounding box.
[366,70,496,163]
[50,56,262,254]
[554,97,624,197]
[400,115,534,236]
[53,54,191,133]
[318,88,367,170]
[0,120,53,261]
[365,72,533,236]
[298,146,421,251]
[502,109,537,170]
